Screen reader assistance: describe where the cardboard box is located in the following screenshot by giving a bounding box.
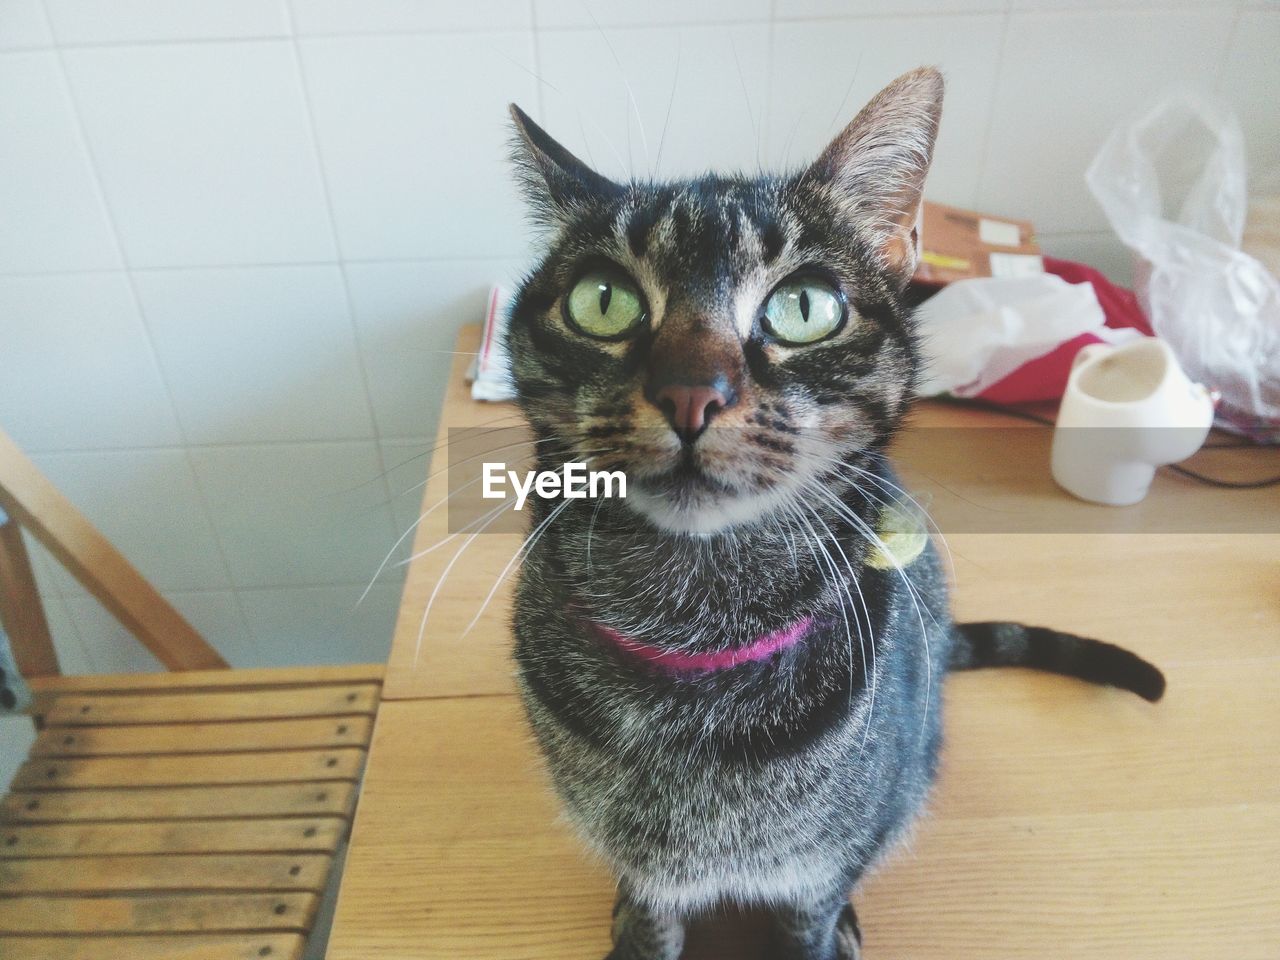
[913,200,1043,286]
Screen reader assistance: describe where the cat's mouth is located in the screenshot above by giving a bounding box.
[574,412,815,535]
[620,447,799,536]
[646,454,734,499]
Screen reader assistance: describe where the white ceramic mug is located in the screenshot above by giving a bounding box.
[1052,339,1214,505]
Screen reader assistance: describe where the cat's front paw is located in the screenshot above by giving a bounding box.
[603,939,674,960]
[605,898,684,960]
[833,902,862,960]
[771,900,863,960]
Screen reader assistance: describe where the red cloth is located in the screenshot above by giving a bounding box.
[974,256,1153,404]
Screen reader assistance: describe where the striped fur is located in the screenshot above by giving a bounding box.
[503,69,1163,960]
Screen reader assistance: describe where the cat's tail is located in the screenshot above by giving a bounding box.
[949,622,1165,702]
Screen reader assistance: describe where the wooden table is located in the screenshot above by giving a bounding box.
[327,324,1280,959]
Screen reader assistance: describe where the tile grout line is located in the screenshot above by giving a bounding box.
[55,577,413,606]
[185,580,412,598]
[282,0,402,585]
[32,0,121,670]
[37,1,138,613]
[8,0,99,678]
[24,536,96,675]
[44,0,246,662]
[21,437,430,457]
[20,5,1233,53]
[969,0,1015,211]
[2,3,1262,53]
[0,254,521,279]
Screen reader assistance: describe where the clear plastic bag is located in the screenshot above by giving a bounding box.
[1087,96,1280,433]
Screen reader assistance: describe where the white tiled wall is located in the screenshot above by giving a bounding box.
[1,0,1277,686]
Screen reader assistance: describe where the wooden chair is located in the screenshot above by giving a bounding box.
[0,427,382,960]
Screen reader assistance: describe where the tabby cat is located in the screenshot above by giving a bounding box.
[503,68,1163,960]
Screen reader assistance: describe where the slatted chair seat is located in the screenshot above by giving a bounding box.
[0,427,383,960]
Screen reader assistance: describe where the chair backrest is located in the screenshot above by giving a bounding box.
[0,427,226,678]
[0,590,34,715]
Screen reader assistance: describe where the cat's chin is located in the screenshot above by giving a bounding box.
[624,480,797,537]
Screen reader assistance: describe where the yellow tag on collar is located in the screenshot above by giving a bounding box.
[866,499,928,571]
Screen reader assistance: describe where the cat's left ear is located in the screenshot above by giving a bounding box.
[509,104,622,225]
[806,67,944,284]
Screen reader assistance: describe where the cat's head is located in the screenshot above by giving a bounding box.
[505,68,943,536]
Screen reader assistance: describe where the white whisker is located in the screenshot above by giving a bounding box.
[397,434,551,501]
[585,6,648,176]
[396,491,516,569]
[460,447,616,638]
[359,471,488,607]
[794,497,875,755]
[654,36,681,177]
[814,482,935,744]
[462,495,575,639]
[412,503,509,672]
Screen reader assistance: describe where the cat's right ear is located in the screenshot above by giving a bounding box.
[508,104,622,225]
[804,67,944,284]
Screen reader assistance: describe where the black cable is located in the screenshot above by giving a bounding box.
[928,395,1280,490]
[1164,463,1280,489]
[1202,439,1265,449]
[929,394,1057,426]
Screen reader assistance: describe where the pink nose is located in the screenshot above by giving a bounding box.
[653,384,730,444]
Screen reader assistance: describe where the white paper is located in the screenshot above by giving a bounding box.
[471,285,517,402]
[915,274,1121,397]
[989,252,1045,278]
[978,218,1022,247]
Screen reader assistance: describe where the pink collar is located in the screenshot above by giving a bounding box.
[586,615,815,675]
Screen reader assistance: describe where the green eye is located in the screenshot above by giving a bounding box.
[762,278,845,345]
[565,267,647,340]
